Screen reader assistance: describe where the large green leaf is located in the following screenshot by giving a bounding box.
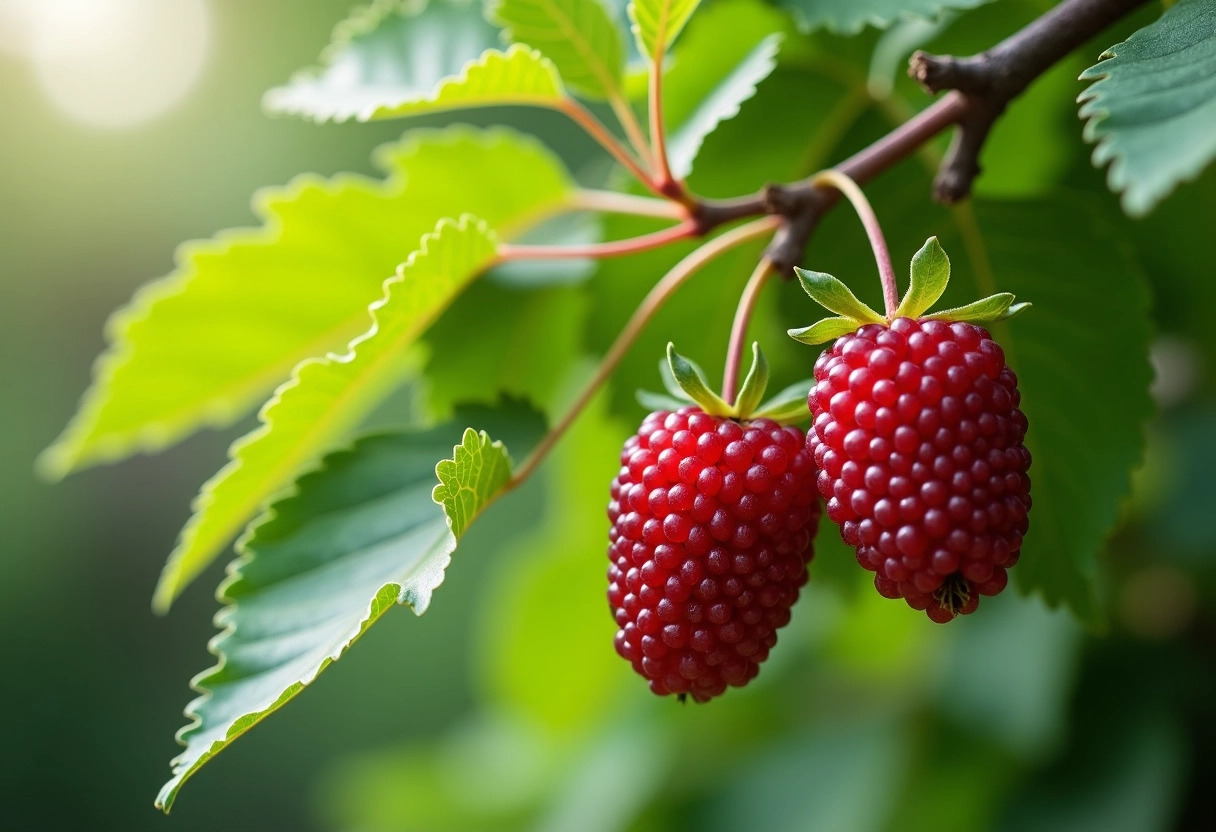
[154,217,500,612]
[1078,0,1216,216]
[629,0,703,60]
[40,127,573,479]
[963,198,1153,622]
[667,34,782,178]
[155,399,546,812]
[263,0,500,123]
[490,0,627,100]
[776,0,990,34]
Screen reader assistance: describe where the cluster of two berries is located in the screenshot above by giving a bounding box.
[606,239,1032,702]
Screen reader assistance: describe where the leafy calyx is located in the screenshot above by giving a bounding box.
[637,343,811,424]
[787,237,1031,345]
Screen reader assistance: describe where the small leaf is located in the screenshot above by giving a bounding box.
[152,217,500,612]
[793,268,886,324]
[629,0,703,60]
[666,343,732,416]
[637,389,691,412]
[1078,0,1216,216]
[666,34,781,179]
[733,342,770,419]
[787,316,860,345]
[924,292,1016,324]
[752,378,813,423]
[156,398,546,812]
[776,0,991,35]
[263,0,501,123]
[490,0,627,100]
[40,127,573,479]
[894,236,950,319]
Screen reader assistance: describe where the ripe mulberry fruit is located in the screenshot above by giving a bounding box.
[790,237,1031,622]
[607,345,821,701]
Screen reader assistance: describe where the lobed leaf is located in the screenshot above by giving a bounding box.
[490,0,627,100]
[156,399,546,812]
[775,0,991,35]
[263,0,500,123]
[1078,0,1216,216]
[629,0,703,60]
[666,34,782,179]
[968,198,1153,622]
[153,217,500,612]
[41,128,574,480]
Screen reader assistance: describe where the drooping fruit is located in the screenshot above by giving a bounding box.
[608,345,820,701]
[789,237,1031,622]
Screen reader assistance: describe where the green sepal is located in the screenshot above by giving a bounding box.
[787,316,861,345]
[894,237,950,319]
[793,268,885,325]
[751,379,812,423]
[666,343,733,417]
[925,293,1031,324]
[732,343,770,420]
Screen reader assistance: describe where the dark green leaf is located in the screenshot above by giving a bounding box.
[156,398,545,811]
[776,0,991,35]
[1079,0,1216,216]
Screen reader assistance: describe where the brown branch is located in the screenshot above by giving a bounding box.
[688,0,1150,274]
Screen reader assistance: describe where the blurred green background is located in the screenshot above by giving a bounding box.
[2,1,1215,830]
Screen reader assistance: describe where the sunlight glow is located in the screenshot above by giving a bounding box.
[1,0,211,128]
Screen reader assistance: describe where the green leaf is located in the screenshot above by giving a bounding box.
[269,33,566,122]
[792,267,886,324]
[969,198,1153,622]
[667,34,782,179]
[923,292,1018,323]
[263,0,493,122]
[40,127,573,479]
[155,398,546,812]
[787,316,860,345]
[658,354,693,402]
[490,0,627,100]
[776,0,991,34]
[1078,0,1216,216]
[733,342,771,419]
[154,217,500,612]
[752,378,813,423]
[894,236,949,319]
[666,343,732,416]
[629,0,703,60]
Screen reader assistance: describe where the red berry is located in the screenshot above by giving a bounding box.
[608,406,820,702]
[807,318,1030,622]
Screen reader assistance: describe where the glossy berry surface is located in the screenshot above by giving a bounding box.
[808,318,1031,622]
[607,407,820,702]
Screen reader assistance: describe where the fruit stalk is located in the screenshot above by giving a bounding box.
[506,216,782,490]
[809,170,899,318]
[722,258,776,404]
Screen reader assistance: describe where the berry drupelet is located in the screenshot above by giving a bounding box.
[607,406,820,701]
[807,318,1030,621]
